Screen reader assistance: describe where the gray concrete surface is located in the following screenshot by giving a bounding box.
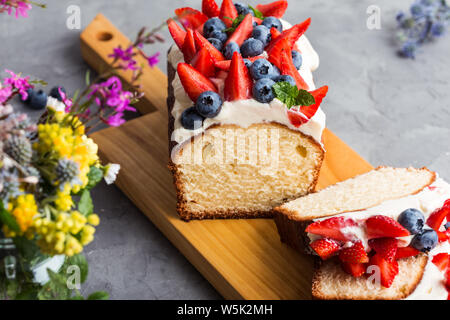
[0,0,449,299]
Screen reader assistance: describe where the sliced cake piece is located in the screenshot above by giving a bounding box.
[274,167,450,300]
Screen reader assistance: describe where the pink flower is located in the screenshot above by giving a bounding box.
[147,52,160,68]
[4,69,33,101]
[0,85,13,104]
[0,0,32,18]
[104,113,126,127]
[109,45,139,71]
[58,87,72,112]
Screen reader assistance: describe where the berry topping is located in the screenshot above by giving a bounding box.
[426,199,450,231]
[262,16,283,32]
[167,19,187,50]
[395,246,420,259]
[256,0,288,19]
[299,86,328,119]
[338,241,369,264]
[432,253,449,272]
[223,42,241,60]
[252,25,272,46]
[208,38,224,51]
[310,238,341,260]
[226,14,254,46]
[191,48,216,78]
[203,17,227,38]
[49,86,66,102]
[243,58,252,68]
[266,18,311,53]
[175,7,208,31]
[305,217,358,242]
[274,75,296,86]
[253,78,276,103]
[181,106,205,130]
[369,253,399,288]
[249,59,276,80]
[368,238,398,262]
[219,0,238,28]
[398,208,425,235]
[341,262,367,278]
[411,229,439,252]
[241,38,264,57]
[209,29,228,43]
[193,30,225,62]
[177,63,218,102]
[202,0,220,18]
[235,2,253,16]
[181,29,197,63]
[291,50,303,69]
[278,40,309,89]
[224,52,253,101]
[195,91,223,118]
[365,215,410,239]
[27,89,48,110]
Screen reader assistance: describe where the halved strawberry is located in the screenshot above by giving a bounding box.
[339,241,369,264]
[193,30,225,62]
[437,230,450,243]
[287,109,309,127]
[342,262,366,278]
[167,19,187,50]
[192,48,216,78]
[432,253,449,272]
[369,253,399,288]
[395,246,420,260]
[256,0,288,19]
[365,215,410,239]
[279,41,309,89]
[219,0,238,28]
[270,27,281,41]
[202,0,220,18]
[266,18,311,53]
[175,7,209,31]
[215,55,264,71]
[368,238,398,262]
[310,238,340,260]
[305,217,358,242]
[226,14,254,46]
[177,63,217,102]
[224,52,253,101]
[181,29,197,63]
[253,17,263,25]
[300,86,328,118]
[426,199,450,231]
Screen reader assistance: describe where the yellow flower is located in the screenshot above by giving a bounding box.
[3,194,38,236]
[54,185,74,212]
[87,214,100,226]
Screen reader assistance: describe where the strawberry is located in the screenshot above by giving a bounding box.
[300,86,328,118]
[219,0,238,28]
[437,230,450,242]
[177,63,217,102]
[175,7,209,31]
[256,0,288,19]
[341,262,366,278]
[214,55,264,71]
[193,30,225,62]
[181,29,197,63]
[395,246,420,260]
[167,19,187,50]
[202,0,220,18]
[192,48,216,78]
[368,238,398,262]
[279,41,309,89]
[266,18,311,53]
[253,17,263,25]
[365,215,410,239]
[216,70,229,80]
[310,238,341,260]
[224,52,253,101]
[305,217,358,242]
[432,253,449,272]
[426,199,450,231]
[226,14,254,46]
[287,109,309,127]
[339,241,369,264]
[369,253,399,288]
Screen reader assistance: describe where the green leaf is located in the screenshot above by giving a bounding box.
[37,269,71,300]
[78,190,93,216]
[87,291,109,300]
[296,89,316,106]
[249,5,264,19]
[85,70,91,86]
[272,82,315,109]
[0,201,20,233]
[65,254,88,284]
[224,14,246,33]
[86,166,104,190]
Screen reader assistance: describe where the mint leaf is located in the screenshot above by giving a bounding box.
[224,15,246,33]
[296,89,315,106]
[0,201,20,233]
[87,291,109,300]
[249,5,264,19]
[272,82,316,109]
[78,189,93,216]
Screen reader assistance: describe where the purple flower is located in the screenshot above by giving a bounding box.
[430,22,446,37]
[400,41,417,58]
[0,85,13,104]
[109,45,140,71]
[147,52,160,68]
[105,113,126,127]
[1,69,33,102]
[0,0,32,18]
[58,87,72,112]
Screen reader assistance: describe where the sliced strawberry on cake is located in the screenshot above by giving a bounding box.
[202,0,220,18]
[177,63,218,102]
[181,29,197,63]
[175,7,209,31]
[167,19,186,50]
[224,52,253,101]
[256,0,288,19]
[219,0,238,28]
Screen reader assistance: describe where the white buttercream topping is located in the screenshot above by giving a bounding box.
[168,19,325,151]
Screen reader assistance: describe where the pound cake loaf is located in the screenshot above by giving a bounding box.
[274,167,450,300]
[167,0,329,220]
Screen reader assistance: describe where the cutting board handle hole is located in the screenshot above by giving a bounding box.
[97,31,113,41]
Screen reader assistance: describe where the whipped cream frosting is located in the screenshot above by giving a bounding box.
[168,19,325,153]
[307,177,450,300]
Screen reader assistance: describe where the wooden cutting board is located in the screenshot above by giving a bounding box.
[82,14,374,300]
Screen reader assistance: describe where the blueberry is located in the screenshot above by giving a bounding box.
[180,106,204,130]
[253,78,276,103]
[274,75,296,86]
[243,59,252,69]
[208,38,223,51]
[49,86,66,101]
[234,3,253,16]
[272,65,281,78]
[223,42,240,60]
[203,18,226,38]
[241,38,264,58]
[252,25,271,46]
[209,30,228,43]
[262,17,283,32]
[27,89,48,110]
[411,229,438,252]
[250,59,275,80]
[398,208,425,235]
[292,50,303,69]
[195,91,223,118]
